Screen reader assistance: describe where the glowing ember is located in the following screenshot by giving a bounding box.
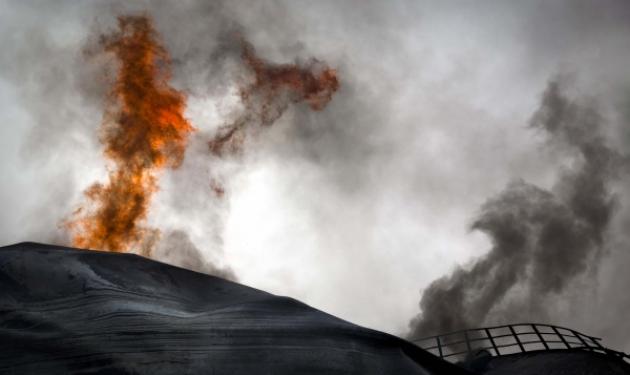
[66,15,194,253]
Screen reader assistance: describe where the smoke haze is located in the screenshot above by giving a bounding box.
[1,0,629,351]
[408,78,624,339]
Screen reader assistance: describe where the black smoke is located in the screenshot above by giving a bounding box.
[408,77,622,339]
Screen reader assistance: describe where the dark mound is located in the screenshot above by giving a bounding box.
[0,242,468,375]
[479,349,630,375]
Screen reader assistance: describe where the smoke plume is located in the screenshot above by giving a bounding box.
[65,15,194,254]
[408,77,623,339]
[208,40,339,156]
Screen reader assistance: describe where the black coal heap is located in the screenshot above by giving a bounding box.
[0,242,467,375]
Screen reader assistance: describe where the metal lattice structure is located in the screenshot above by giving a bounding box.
[411,323,630,363]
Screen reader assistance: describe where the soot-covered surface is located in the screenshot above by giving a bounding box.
[477,350,630,375]
[0,242,469,375]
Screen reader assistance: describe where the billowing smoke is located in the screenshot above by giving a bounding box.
[408,77,623,338]
[205,38,339,202]
[208,39,339,156]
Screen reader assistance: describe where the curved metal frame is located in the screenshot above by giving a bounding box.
[410,323,630,363]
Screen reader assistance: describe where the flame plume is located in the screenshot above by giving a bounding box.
[208,41,339,155]
[66,15,194,253]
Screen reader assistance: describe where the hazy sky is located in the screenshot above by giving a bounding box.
[1,0,629,351]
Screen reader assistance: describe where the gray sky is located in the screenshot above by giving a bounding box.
[1,0,629,351]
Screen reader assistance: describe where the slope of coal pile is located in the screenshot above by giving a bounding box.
[0,242,469,375]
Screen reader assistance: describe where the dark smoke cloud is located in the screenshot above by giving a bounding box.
[408,78,623,339]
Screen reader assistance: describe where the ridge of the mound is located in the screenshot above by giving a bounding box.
[0,242,469,375]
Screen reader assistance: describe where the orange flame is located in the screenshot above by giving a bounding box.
[66,15,194,253]
[209,40,339,155]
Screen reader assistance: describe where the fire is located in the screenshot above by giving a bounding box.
[208,40,339,155]
[65,17,338,252]
[66,15,194,253]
